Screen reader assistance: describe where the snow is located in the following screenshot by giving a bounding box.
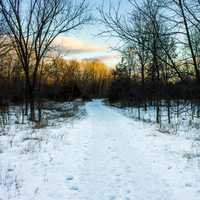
[0,100,200,200]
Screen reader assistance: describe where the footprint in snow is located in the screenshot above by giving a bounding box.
[66,176,74,181]
[109,196,116,200]
[70,186,79,191]
[125,190,131,200]
[108,146,112,151]
[126,190,131,194]
[112,156,118,160]
[116,173,121,177]
[126,166,132,173]
[185,183,192,187]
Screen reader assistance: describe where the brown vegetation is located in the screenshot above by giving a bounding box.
[0,56,112,102]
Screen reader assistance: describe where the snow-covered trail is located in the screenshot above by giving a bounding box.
[1,100,200,200]
[63,100,200,200]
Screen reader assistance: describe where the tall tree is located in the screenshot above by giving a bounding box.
[0,12,9,64]
[99,0,181,83]
[173,0,200,82]
[0,0,91,120]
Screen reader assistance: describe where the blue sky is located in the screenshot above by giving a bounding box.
[57,0,131,68]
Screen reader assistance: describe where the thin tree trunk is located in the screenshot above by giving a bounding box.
[178,0,200,82]
[29,86,35,121]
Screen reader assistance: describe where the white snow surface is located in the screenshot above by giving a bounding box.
[0,100,200,200]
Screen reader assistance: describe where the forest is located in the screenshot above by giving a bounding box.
[100,0,200,103]
[1,0,200,121]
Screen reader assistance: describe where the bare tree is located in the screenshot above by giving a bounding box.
[98,0,182,83]
[0,0,91,120]
[171,0,200,82]
[161,0,200,82]
[139,0,179,83]
[128,10,150,86]
[0,13,9,65]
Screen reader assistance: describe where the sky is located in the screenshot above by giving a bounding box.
[54,0,130,68]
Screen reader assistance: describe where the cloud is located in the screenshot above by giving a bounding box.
[53,36,106,55]
[53,35,121,67]
[81,54,120,68]
[84,54,120,62]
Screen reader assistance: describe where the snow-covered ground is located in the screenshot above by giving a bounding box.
[0,100,200,200]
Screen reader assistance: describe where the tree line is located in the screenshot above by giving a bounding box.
[0,0,92,120]
[99,0,200,104]
[0,53,112,102]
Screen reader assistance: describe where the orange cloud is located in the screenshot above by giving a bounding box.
[53,36,107,55]
[53,35,121,68]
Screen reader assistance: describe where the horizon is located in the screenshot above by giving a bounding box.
[55,0,130,68]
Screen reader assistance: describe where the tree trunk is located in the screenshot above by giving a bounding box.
[24,70,36,121]
[141,60,145,87]
[178,0,200,82]
[24,80,28,116]
[29,85,36,121]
